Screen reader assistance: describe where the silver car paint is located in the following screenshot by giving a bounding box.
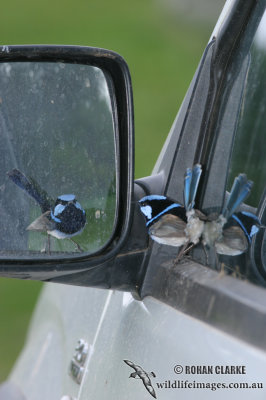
[9,284,266,399]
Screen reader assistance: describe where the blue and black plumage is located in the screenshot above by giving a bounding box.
[202,173,261,255]
[7,168,53,214]
[213,210,262,256]
[232,211,261,241]
[222,174,253,220]
[7,169,86,246]
[138,194,188,247]
[139,165,263,261]
[139,164,203,250]
[184,163,202,212]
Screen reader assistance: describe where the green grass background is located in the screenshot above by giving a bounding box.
[0,0,222,381]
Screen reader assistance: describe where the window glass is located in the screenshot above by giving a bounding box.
[228,10,266,282]
[229,11,266,206]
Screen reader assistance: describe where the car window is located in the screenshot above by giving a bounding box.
[229,11,266,206]
[227,10,266,283]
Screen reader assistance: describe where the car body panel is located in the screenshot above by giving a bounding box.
[9,284,266,399]
[10,284,110,399]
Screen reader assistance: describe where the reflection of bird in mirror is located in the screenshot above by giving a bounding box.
[124,360,157,399]
[139,165,263,264]
[203,173,262,256]
[7,168,86,252]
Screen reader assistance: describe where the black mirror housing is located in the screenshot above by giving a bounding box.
[0,45,142,291]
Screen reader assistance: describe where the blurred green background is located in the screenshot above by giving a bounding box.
[0,0,224,382]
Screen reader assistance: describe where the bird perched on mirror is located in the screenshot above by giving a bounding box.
[139,164,263,263]
[7,168,86,251]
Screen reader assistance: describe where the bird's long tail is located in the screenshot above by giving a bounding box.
[184,164,202,211]
[222,173,253,220]
[7,168,53,213]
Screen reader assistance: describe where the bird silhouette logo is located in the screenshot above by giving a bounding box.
[124,360,157,398]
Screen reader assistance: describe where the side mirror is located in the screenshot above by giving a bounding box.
[0,45,140,290]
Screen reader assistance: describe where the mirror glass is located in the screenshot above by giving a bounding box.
[0,62,118,257]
